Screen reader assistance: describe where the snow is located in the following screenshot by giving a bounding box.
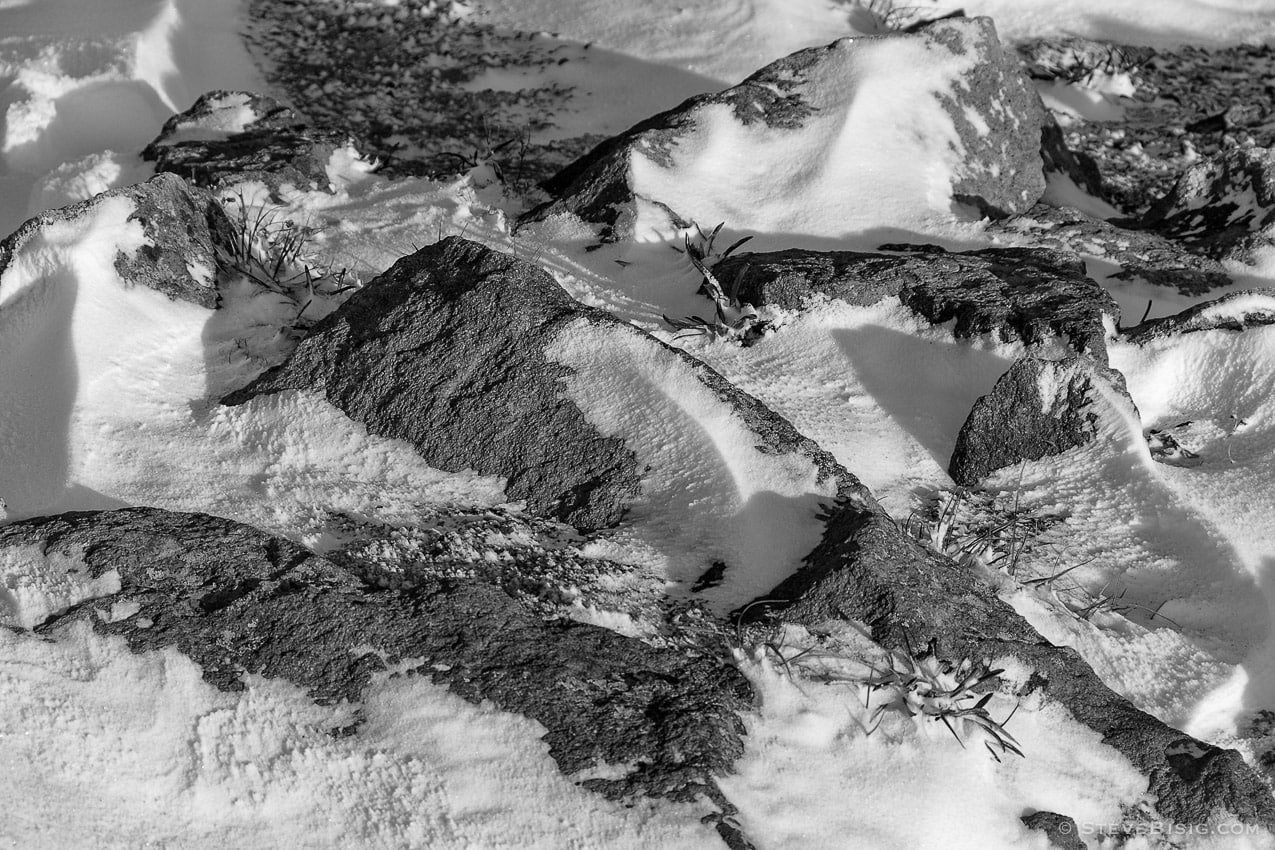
[5,0,1275,846]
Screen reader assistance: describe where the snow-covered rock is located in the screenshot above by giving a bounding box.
[0,171,230,310]
[714,244,1117,358]
[142,90,358,194]
[758,464,1275,833]
[1144,144,1275,262]
[520,17,1063,242]
[1123,288,1275,341]
[1,506,752,841]
[948,356,1138,486]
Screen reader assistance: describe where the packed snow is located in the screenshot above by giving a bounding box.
[5,0,1275,848]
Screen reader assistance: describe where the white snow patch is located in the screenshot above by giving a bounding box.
[0,545,120,629]
[546,318,836,609]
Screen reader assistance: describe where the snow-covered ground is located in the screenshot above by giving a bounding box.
[6,0,1275,848]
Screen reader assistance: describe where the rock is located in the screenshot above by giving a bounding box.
[5,507,753,827]
[713,245,1117,359]
[752,501,1275,831]
[223,236,864,534]
[1041,118,1107,200]
[990,204,1233,300]
[142,90,356,194]
[0,172,231,309]
[1017,37,1155,84]
[1143,144,1275,262]
[520,17,1061,240]
[1020,811,1085,850]
[1124,289,1275,342]
[948,356,1136,486]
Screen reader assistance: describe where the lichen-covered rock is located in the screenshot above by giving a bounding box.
[520,17,1063,240]
[143,90,356,194]
[0,172,231,309]
[1143,144,1275,262]
[4,507,753,831]
[714,244,1117,359]
[990,204,1233,299]
[1124,289,1275,342]
[948,356,1135,486]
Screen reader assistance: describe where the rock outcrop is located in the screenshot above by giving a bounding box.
[520,17,1069,240]
[948,356,1137,486]
[143,90,356,194]
[1020,811,1085,850]
[0,172,231,309]
[713,245,1118,359]
[4,507,752,833]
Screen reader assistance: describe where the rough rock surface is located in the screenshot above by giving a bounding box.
[6,507,753,835]
[1020,811,1085,850]
[520,17,1063,239]
[224,236,643,530]
[1143,144,1275,263]
[948,356,1135,486]
[990,204,1233,300]
[0,172,231,309]
[143,90,355,194]
[224,236,865,533]
[753,505,1275,830]
[714,245,1117,359]
[1123,289,1275,343]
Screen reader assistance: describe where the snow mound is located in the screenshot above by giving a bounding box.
[522,17,1052,245]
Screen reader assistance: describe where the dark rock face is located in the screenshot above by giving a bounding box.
[520,17,1063,238]
[1124,290,1275,342]
[1144,145,1275,262]
[714,245,1117,359]
[990,204,1233,299]
[7,507,753,818]
[0,172,230,309]
[1021,811,1085,850]
[754,505,1275,831]
[143,90,355,194]
[948,356,1134,486]
[223,236,643,531]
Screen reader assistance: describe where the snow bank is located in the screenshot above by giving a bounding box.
[0,622,716,848]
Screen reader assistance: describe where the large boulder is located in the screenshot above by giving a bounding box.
[223,236,866,537]
[713,244,1118,360]
[2,507,753,840]
[948,356,1137,486]
[1143,144,1275,263]
[143,90,357,194]
[520,17,1065,241]
[0,172,231,309]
